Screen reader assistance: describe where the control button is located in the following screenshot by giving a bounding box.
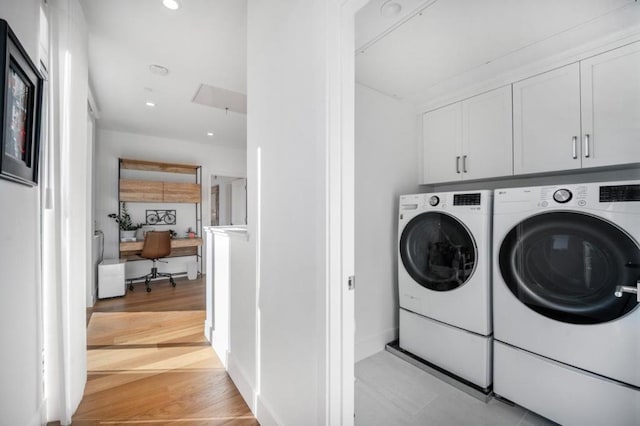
[553,189,573,203]
[578,200,586,207]
[429,196,440,206]
[541,201,548,207]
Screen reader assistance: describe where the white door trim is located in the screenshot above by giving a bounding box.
[327,0,369,424]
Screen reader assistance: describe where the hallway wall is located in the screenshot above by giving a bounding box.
[0,1,45,424]
[247,0,345,423]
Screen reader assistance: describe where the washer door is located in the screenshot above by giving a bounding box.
[400,212,477,291]
[499,211,640,324]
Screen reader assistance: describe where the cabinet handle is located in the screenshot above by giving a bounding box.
[584,134,590,158]
[456,156,461,174]
[463,155,468,173]
[572,136,578,159]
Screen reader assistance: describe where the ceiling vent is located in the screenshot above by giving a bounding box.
[192,84,247,114]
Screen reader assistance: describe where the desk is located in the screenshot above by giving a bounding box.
[119,237,203,260]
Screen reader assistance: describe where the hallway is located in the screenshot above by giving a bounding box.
[68,278,258,425]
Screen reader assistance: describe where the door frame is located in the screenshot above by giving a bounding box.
[327,0,370,423]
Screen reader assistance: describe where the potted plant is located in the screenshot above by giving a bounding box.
[108,202,143,241]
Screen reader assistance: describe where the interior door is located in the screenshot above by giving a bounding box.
[498,211,640,324]
[400,212,477,291]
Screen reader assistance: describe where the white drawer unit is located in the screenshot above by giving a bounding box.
[98,259,127,299]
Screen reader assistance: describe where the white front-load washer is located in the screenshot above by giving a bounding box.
[398,190,492,390]
[493,181,640,425]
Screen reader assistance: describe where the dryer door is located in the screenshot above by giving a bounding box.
[498,211,640,324]
[400,212,477,291]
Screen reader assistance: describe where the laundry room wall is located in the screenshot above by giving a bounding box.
[94,128,246,278]
[355,83,419,362]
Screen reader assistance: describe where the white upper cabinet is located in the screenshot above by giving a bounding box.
[462,86,513,180]
[581,42,640,168]
[513,63,582,174]
[514,41,640,175]
[422,86,512,184]
[423,102,462,184]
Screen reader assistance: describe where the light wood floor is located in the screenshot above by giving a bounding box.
[69,276,259,425]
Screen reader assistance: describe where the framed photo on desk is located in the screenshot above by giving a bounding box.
[0,19,44,186]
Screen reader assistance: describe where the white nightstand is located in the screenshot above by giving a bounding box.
[98,259,127,299]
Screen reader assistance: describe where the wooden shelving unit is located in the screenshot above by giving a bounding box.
[118,158,203,275]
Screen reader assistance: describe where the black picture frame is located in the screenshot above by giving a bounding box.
[0,19,43,186]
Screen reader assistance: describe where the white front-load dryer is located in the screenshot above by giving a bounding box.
[493,181,640,426]
[398,190,492,390]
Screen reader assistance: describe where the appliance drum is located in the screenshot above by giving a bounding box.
[498,211,640,324]
[400,212,477,292]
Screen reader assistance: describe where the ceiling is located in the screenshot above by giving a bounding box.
[355,0,640,107]
[80,0,247,148]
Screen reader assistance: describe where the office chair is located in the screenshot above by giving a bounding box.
[135,231,176,292]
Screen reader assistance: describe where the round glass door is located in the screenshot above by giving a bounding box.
[499,212,640,324]
[400,212,477,291]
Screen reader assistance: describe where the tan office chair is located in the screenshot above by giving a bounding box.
[136,231,176,292]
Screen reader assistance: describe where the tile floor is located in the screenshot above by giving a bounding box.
[355,350,558,426]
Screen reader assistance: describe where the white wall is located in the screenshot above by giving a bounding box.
[227,232,256,411]
[206,229,257,411]
[0,2,46,425]
[247,0,347,423]
[354,84,419,362]
[94,128,246,279]
[42,0,91,422]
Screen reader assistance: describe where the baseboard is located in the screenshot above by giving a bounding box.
[30,398,46,426]
[355,327,398,362]
[256,395,283,426]
[227,353,256,413]
[203,319,212,343]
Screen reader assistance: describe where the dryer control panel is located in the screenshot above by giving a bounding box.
[600,184,640,202]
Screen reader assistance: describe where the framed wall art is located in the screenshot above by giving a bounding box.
[0,19,43,186]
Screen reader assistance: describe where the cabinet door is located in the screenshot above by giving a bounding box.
[513,63,582,174]
[581,42,640,168]
[422,102,462,184]
[120,179,163,202]
[163,182,201,203]
[462,86,513,180]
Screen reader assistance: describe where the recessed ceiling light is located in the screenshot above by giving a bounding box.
[149,64,169,76]
[380,1,402,17]
[145,101,156,107]
[163,0,180,10]
[207,132,214,137]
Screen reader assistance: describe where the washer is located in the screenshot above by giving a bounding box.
[398,190,492,390]
[493,181,640,425]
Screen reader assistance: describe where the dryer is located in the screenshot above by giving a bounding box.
[493,181,640,425]
[398,190,492,390]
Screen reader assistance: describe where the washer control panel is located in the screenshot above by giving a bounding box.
[553,189,572,203]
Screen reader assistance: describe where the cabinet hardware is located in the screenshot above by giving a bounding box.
[462,155,468,173]
[584,134,590,158]
[348,275,356,291]
[572,136,578,159]
[456,156,461,173]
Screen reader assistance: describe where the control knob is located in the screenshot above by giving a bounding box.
[553,189,573,204]
[428,196,440,206]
